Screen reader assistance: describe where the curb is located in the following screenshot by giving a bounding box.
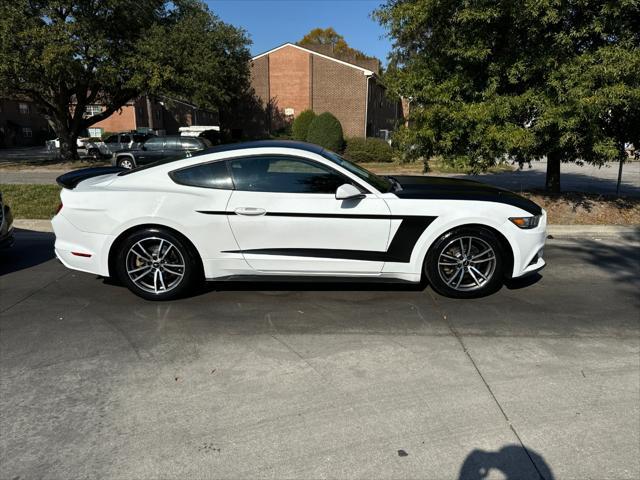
[13,219,53,233]
[13,219,639,240]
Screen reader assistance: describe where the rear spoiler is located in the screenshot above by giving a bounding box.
[56,166,126,189]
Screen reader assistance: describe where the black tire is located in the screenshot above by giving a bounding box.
[424,227,505,299]
[115,228,201,300]
[117,156,135,169]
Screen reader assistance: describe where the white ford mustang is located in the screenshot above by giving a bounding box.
[52,140,546,300]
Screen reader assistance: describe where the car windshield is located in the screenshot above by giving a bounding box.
[321,149,393,193]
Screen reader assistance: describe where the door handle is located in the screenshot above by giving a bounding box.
[235,207,266,216]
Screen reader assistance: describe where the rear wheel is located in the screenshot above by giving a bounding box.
[115,228,200,300]
[88,148,101,160]
[425,228,504,298]
[117,157,134,169]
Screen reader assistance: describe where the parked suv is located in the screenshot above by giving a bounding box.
[112,135,212,169]
[87,132,154,159]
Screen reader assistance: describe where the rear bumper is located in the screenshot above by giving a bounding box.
[52,214,112,276]
[0,228,14,248]
[0,204,14,248]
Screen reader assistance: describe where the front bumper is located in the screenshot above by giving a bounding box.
[510,212,547,278]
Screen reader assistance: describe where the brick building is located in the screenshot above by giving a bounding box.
[0,98,52,147]
[84,96,219,138]
[246,43,400,139]
[1,95,218,147]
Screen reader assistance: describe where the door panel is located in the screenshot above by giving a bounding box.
[227,191,391,273]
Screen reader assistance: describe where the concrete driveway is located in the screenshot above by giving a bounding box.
[1,230,639,479]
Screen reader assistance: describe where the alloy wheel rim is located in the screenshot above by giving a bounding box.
[120,159,133,169]
[125,237,185,294]
[437,236,496,291]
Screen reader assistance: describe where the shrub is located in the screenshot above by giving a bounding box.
[306,112,344,151]
[343,137,393,163]
[291,109,316,141]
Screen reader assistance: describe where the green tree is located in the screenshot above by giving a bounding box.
[298,27,374,61]
[376,0,640,192]
[306,112,344,151]
[0,0,251,160]
[291,109,316,141]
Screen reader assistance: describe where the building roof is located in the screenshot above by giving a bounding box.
[252,43,376,76]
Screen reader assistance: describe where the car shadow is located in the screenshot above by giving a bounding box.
[203,277,428,293]
[0,229,55,276]
[458,444,555,480]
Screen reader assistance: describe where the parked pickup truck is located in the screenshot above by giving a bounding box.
[111,135,212,169]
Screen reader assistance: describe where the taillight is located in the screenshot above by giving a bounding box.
[55,203,63,215]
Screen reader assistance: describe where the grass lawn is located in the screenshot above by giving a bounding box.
[1,184,61,219]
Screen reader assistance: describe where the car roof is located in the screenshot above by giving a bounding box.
[189,140,326,159]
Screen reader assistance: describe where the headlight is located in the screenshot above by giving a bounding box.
[509,215,541,229]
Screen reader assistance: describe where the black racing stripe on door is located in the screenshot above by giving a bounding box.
[197,210,408,220]
[219,215,437,263]
[385,216,436,262]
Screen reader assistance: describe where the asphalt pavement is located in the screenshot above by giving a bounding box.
[1,230,639,479]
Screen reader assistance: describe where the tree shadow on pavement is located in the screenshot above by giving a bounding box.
[0,229,55,275]
[459,444,555,480]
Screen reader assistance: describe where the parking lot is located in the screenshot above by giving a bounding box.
[1,229,639,479]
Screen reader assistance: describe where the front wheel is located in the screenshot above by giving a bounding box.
[117,157,135,169]
[115,228,201,300]
[425,228,504,298]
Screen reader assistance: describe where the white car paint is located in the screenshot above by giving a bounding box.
[52,142,546,289]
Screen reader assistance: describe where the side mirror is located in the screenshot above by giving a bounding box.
[335,183,365,200]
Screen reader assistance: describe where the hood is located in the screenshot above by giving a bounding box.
[391,175,542,216]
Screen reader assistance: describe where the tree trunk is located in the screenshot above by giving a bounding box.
[545,151,561,193]
[58,128,79,161]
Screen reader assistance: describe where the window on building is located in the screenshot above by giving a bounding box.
[88,127,102,138]
[19,103,29,114]
[22,127,32,137]
[85,105,102,116]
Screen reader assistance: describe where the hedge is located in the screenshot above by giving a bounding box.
[306,112,344,151]
[343,137,393,163]
[291,109,316,141]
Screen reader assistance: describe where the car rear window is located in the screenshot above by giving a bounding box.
[169,161,233,189]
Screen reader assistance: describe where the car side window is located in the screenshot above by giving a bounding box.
[120,134,131,143]
[144,137,164,151]
[170,161,233,189]
[104,135,118,144]
[228,156,350,194]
